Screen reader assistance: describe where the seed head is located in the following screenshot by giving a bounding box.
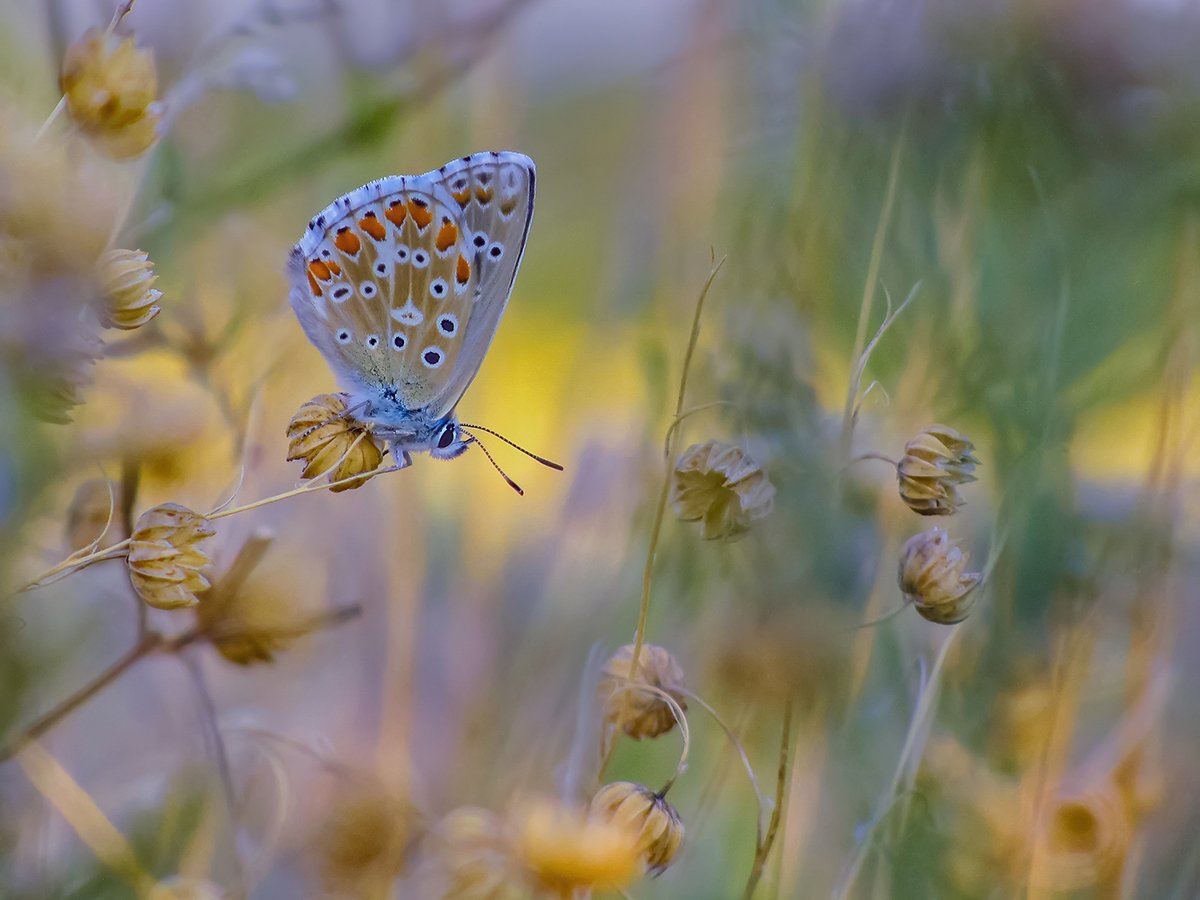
[671,440,775,540]
[126,503,214,610]
[898,527,981,624]
[60,28,162,159]
[513,797,643,894]
[286,393,384,491]
[598,643,688,740]
[897,424,979,516]
[319,783,414,893]
[412,807,527,900]
[589,782,684,875]
[97,248,161,329]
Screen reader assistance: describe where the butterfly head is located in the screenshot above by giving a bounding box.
[428,415,470,460]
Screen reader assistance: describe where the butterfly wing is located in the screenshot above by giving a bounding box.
[286,151,535,420]
[422,151,536,417]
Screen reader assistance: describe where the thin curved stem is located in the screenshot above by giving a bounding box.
[680,688,769,831]
[629,256,726,675]
[743,698,793,900]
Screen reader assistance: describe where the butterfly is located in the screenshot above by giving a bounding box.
[287,151,558,487]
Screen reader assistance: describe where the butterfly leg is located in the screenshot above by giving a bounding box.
[387,440,414,470]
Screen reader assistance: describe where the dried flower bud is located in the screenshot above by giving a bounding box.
[589,782,683,875]
[97,248,161,329]
[412,808,527,900]
[65,478,125,552]
[320,783,414,893]
[127,503,214,609]
[286,393,384,491]
[671,440,774,540]
[60,28,162,159]
[899,527,981,624]
[598,643,688,740]
[897,424,979,516]
[1033,782,1132,893]
[513,797,643,894]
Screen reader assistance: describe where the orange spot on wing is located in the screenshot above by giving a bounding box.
[456,254,471,284]
[500,199,517,216]
[408,198,433,230]
[436,219,458,253]
[358,212,386,241]
[333,227,361,256]
[308,259,332,281]
[385,200,407,228]
[325,259,342,276]
[307,271,323,296]
[475,186,494,205]
[452,189,471,206]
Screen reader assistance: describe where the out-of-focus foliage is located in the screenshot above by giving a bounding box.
[1,0,1199,897]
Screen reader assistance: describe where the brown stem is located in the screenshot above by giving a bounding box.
[0,631,163,763]
[743,699,794,900]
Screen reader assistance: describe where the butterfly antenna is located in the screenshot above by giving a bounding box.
[460,423,564,471]
[466,434,525,496]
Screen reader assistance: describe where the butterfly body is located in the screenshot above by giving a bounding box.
[286,151,536,466]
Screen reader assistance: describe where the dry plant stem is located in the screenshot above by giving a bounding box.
[629,256,726,676]
[743,699,794,900]
[680,687,770,828]
[0,606,360,765]
[837,128,906,466]
[18,454,396,594]
[0,630,163,763]
[832,627,961,900]
[595,683,691,794]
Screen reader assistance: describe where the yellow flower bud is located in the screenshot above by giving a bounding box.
[898,527,981,624]
[126,503,214,610]
[671,440,775,540]
[413,808,527,900]
[590,782,683,875]
[1033,782,1131,893]
[97,248,161,329]
[598,643,688,740]
[513,797,643,894]
[286,393,384,491]
[897,424,979,516]
[60,28,162,159]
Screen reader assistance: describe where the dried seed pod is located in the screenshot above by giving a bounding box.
[97,248,161,329]
[286,393,384,491]
[671,440,775,541]
[898,527,981,624]
[589,782,683,875]
[126,503,214,609]
[512,797,642,895]
[319,782,414,894]
[897,424,979,516]
[598,643,688,740]
[412,807,527,900]
[60,28,161,159]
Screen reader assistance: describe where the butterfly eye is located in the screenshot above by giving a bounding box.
[437,423,457,449]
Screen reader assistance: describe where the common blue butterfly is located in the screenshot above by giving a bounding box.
[287,151,553,484]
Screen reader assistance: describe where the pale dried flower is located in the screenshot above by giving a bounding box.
[589,782,683,875]
[897,424,979,515]
[899,527,981,624]
[1031,781,1133,893]
[97,248,162,329]
[671,440,775,540]
[320,782,414,893]
[598,643,688,740]
[126,503,214,609]
[286,393,384,491]
[411,807,528,900]
[60,27,161,159]
[513,797,643,894]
